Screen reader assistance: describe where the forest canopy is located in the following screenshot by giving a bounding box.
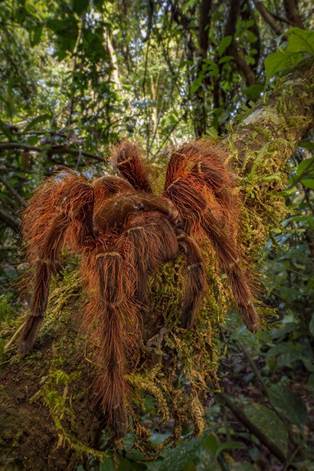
[0,1,314,470]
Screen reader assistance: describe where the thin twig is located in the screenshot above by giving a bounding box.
[253,1,285,36]
[4,321,26,352]
[216,392,287,464]
[0,142,104,162]
[0,206,20,232]
[0,176,27,207]
[152,111,188,158]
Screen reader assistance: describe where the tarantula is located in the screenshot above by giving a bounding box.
[19,140,259,436]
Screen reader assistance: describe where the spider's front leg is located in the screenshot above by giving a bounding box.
[20,174,95,354]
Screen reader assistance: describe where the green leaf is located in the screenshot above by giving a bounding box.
[146,439,200,471]
[0,120,14,140]
[216,440,244,456]
[267,341,314,372]
[245,84,264,101]
[99,457,115,471]
[190,75,204,94]
[267,383,307,426]
[30,24,43,46]
[201,433,220,455]
[265,50,304,78]
[296,157,314,177]
[286,28,314,54]
[46,17,78,54]
[23,114,50,132]
[290,157,314,187]
[218,55,233,64]
[218,35,232,56]
[209,61,219,77]
[301,178,314,189]
[125,447,147,462]
[265,28,314,78]
[299,140,314,151]
[287,215,314,229]
[244,402,288,455]
[0,294,14,321]
[246,30,258,43]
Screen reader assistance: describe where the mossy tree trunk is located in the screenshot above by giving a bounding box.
[0,63,313,470]
[228,63,314,256]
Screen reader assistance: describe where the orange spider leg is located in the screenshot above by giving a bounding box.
[20,172,95,354]
[201,212,259,331]
[164,141,260,331]
[81,242,140,436]
[111,140,152,193]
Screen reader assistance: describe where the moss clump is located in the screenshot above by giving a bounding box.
[228,65,314,260]
[124,249,226,451]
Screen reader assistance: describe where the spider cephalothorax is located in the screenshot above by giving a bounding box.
[19,140,259,436]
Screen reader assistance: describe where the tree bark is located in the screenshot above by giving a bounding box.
[253,1,284,35]
[283,0,303,27]
[104,31,122,91]
[225,0,256,86]
[193,0,213,137]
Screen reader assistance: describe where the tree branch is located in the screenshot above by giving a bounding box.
[198,0,212,58]
[104,31,122,91]
[0,207,20,232]
[232,47,256,85]
[216,393,287,463]
[193,0,213,136]
[0,143,104,163]
[253,1,284,35]
[225,0,256,86]
[0,176,26,208]
[241,0,261,74]
[283,0,303,28]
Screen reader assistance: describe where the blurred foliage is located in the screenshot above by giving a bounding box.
[265,28,314,77]
[0,0,313,470]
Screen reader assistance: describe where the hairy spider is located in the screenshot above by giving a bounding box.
[19,140,259,436]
